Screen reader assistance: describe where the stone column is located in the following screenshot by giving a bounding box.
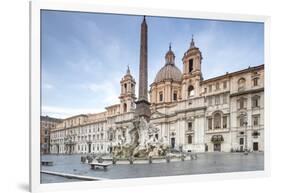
[135,16,151,120]
[138,16,148,101]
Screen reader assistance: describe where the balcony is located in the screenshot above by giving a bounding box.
[206,128,230,134]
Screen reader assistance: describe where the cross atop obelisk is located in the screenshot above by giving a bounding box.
[135,16,151,120]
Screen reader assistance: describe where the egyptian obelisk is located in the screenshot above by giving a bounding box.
[135,16,151,121]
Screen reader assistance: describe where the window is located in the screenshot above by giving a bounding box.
[238,78,246,91]
[215,95,220,105]
[252,96,260,108]
[223,81,227,89]
[253,78,259,86]
[173,92,178,101]
[188,85,195,97]
[123,103,127,113]
[109,133,113,141]
[208,96,213,106]
[159,91,163,102]
[253,115,259,126]
[189,59,194,73]
[223,116,227,128]
[124,83,127,92]
[188,122,192,131]
[214,113,221,129]
[188,135,192,144]
[204,87,207,93]
[238,98,246,109]
[240,138,244,145]
[215,82,220,90]
[240,100,244,109]
[223,94,227,104]
[209,85,212,92]
[239,115,247,127]
[208,118,212,130]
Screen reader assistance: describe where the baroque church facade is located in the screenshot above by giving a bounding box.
[49,18,264,154]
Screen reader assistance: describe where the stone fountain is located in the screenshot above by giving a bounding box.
[112,117,170,159]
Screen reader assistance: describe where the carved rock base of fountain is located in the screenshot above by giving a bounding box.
[112,117,171,160]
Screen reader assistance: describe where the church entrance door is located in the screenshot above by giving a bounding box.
[253,142,259,151]
[214,143,221,152]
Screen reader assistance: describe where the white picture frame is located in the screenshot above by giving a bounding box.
[30,0,271,192]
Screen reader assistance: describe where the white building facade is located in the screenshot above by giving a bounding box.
[50,36,264,155]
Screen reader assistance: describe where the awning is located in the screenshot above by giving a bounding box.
[211,135,224,143]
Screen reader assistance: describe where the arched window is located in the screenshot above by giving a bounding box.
[173,91,177,101]
[214,112,221,129]
[159,91,163,102]
[124,83,127,92]
[123,103,127,113]
[188,85,195,97]
[189,59,194,73]
[131,83,134,93]
[238,78,246,91]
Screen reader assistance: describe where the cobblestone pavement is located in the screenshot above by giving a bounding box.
[41,152,264,184]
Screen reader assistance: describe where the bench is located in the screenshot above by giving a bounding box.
[41,161,53,166]
[89,162,111,170]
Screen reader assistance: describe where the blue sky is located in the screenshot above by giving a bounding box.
[41,10,264,118]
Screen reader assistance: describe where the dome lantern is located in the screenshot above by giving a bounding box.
[154,44,182,83]
[165,43,175,65]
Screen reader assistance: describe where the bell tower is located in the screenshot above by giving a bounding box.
[119,66,136,113]
[182,36,203,99]
[182,35,202,76]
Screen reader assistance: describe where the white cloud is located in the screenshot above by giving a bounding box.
[42,105,105,119]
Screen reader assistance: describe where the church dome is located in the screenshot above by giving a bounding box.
[154,44,182,83]
[154,64,182,83]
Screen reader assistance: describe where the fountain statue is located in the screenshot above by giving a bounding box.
[112,117,170,159]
